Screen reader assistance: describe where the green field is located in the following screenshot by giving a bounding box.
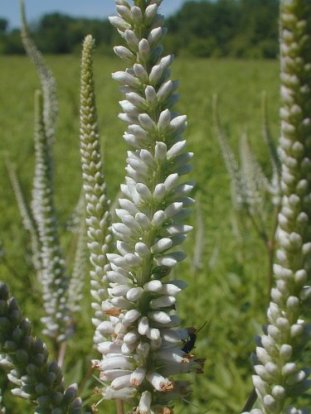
[0,56,280,413]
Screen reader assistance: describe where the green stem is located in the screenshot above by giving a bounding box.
[78,363,95,396]
[241,388,257,413]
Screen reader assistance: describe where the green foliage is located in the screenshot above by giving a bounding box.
[165,0,279,58]
[0,0,279,58]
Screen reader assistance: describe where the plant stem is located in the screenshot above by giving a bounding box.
[116,400,125,414]
[266,240,274,301]
[266,205,280,298]
[78,363,95,395]
[57,341,67,369]
[241,388,257,412]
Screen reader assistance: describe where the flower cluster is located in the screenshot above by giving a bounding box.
[68,220,87,315]
[80,35,112,344]
[6,161,42,274]
[20,0,57,148]
[90,1,202,412]
[32,90,71,342]
[0,283,82,413]
[245,1,311,413]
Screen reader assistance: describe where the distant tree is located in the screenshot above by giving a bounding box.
[2,29,24,54]
[166,0,279,58]
[35,13,73,53]
[0,0,280,57]
[234,0,279,58]
[0,18,8,34]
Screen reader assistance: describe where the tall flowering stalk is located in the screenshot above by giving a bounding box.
[6,160,42,274]
[68,219,87,315]
[6,0,57,278]
[79,35,112,344]
[20,0,57,149]
[89,1,201,412]
[246,0,311,412]
[32,90,71,344]
[214,96,281,298]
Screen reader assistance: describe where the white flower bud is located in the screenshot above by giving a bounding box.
[170,115,187,132]
[111,374,132,390]
[110,284,130,297]
[112,71,139,87]
[151,238,173,253]
[103,386,136,400]
[114,46,134,61]
[121,342,136,354]
[145,4,158,21]
[148,27,163,45]
[133,64,149,82]
[100,356,133,371]
[256,347,271,365]
[146,372,174,392]
[167,140,187,160]
[157,80,175,101]
[152,210,166,226]
[158,109,171,130]
[109,16,131,30]
[130,368,146,387]
[136,183,152,199]
[138,316,150,336]
[130,6,143,22]
[126,287,144,301]
[265,362,278,376]
[138,113,156,130]
[137,390,152,414]
[263,395,276,409]
[120,99,138,114]
[271,385,285,399]
[145,85,157,104]
[290,323,304,337]
[153,183,166,200]
[124,30,139,48]
[150,296,176,309]
[149,311,171,324]
[100,369,131,381]
[252,375,268,396]
[138,39,150,59]
[282,362,297,376]
[123,332,139,345]
[144,280,163,292]
[97,321,114,335]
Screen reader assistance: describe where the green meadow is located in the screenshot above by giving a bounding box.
[0,55,280,413]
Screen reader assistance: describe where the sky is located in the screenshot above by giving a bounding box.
[1,0,186,28]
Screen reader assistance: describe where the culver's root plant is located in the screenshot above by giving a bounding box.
[243,0,311,413]
[214,95,281,300]
[2,0,311,413]
[80,34,113,349]
[81,1,203,411]
[7,0,88,363]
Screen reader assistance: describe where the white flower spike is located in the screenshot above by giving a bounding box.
[93,0,203,412]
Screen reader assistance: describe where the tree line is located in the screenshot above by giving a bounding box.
[0,0,279,58]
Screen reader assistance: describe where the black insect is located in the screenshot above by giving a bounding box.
[182,322,207,354]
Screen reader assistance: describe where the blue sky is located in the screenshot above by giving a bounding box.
[2,0,186,28]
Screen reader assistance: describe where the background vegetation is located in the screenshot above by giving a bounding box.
[0,0,279,58]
